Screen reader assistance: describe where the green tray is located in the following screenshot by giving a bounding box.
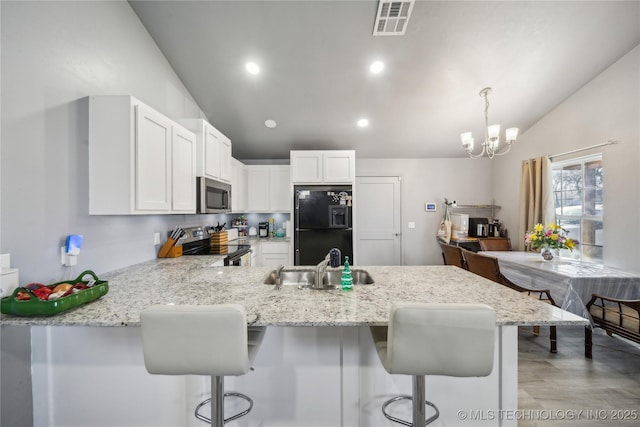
[1,270,109,317]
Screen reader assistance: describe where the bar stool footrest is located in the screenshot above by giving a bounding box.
[195,392,253,425]
[382,395,440,426]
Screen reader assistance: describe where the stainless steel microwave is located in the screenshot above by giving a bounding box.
[196,177,231,213]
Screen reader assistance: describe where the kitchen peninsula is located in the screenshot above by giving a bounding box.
[1,258,588,427]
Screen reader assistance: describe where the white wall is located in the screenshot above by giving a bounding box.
[0,1,214,284]
[0,3,213,425]
[492,44,640,272]
[357,158,493,265]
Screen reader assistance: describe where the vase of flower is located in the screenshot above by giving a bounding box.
[525,223,579,260]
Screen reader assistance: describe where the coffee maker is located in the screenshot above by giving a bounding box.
[258,222,269,238]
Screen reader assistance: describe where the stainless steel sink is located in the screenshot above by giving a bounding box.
[323,269,375,285]
[263,268,374,289]
[263,269,315,286]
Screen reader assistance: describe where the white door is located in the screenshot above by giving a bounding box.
[356,176,401,265]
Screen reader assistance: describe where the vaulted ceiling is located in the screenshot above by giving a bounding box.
[130,1,640,160]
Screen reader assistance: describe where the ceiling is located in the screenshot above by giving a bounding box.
[129,0,640,160]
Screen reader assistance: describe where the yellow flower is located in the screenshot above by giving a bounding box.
[547,223,559,230]
[566,240,575,249]
[534,224,544,232]
[550,234,558,241]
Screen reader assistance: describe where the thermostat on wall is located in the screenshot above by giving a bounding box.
[425,202,437,212]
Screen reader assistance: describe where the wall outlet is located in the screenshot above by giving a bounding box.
[153,232,161,245]
[408,221,416,229]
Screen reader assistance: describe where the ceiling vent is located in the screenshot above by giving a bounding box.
[373,0,415,36]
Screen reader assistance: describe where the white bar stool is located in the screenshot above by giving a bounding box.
[370,303,496,426]
[140,304,265,426]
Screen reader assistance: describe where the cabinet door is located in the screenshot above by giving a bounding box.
[219,138,232,182]
[247,167,269,212]
[261,253,289,267]
[323,151,355,183]
[204,124,221,179]
[269,166,291,211]
[231,158,247,212]
[171,126,196,213]
[134,104,172,211]
[290,151,322,183]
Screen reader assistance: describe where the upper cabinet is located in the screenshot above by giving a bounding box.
[247,165,291,212]
[290,150,355,184]
[88,96,196,215]
[179,119,232,183]
[231,158,248,212]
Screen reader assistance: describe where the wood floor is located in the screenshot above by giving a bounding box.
[518,325,640,426]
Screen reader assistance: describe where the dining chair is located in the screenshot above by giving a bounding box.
[478,237,512,251]
[585,294,640,358]
[461,249,558,353]
[438,241,466,269]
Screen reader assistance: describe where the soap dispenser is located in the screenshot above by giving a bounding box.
[340,256,353,291]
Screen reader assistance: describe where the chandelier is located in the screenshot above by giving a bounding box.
[460,87,518,159]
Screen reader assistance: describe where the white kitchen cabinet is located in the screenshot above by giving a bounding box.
[247,167,270,212]
[231,157,248,212]
[247,165,291,212]
[290,150,355,184]
[170,126,197,212]
[179,118,232,183]
[269,166,291,211]
[259,240,290,266]
[88,96,196,215]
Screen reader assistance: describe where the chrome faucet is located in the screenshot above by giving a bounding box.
[314,254,331,288]
[274,265,285,291]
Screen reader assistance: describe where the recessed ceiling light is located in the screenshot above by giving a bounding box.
[245,62,260,75]
[265,119,277,128]
[357,119,369,128]
[369,61,384,74]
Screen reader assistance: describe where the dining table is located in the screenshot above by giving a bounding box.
[482,251,640,321]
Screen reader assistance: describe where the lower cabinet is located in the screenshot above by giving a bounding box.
[257,241,290,267]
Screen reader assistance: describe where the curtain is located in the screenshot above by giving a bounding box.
[519,156,555,250]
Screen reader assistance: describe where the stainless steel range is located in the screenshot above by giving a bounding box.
[179,226,252,266]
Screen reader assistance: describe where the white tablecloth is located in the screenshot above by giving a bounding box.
[482,251,640,320]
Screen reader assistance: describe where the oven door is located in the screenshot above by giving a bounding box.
[197,177,231,213]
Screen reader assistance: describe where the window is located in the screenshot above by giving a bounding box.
[552,154,603,262]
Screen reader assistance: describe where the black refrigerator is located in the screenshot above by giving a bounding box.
[294,185,353,265]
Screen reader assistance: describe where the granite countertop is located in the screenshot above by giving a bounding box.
[0,258,588,327]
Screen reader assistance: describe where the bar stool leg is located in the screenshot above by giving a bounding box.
[413,375,425,426]
[212,376,224,427]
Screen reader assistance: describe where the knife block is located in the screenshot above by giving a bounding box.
[210,231,228,246]
[158,238,182,258]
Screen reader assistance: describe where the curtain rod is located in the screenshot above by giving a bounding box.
[548,139,619,160]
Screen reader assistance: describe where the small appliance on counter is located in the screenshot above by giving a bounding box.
[450,213,469,240]
[469,218,489,238]
[258,222,269,238]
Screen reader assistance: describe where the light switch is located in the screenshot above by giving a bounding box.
[408,222,416,229]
